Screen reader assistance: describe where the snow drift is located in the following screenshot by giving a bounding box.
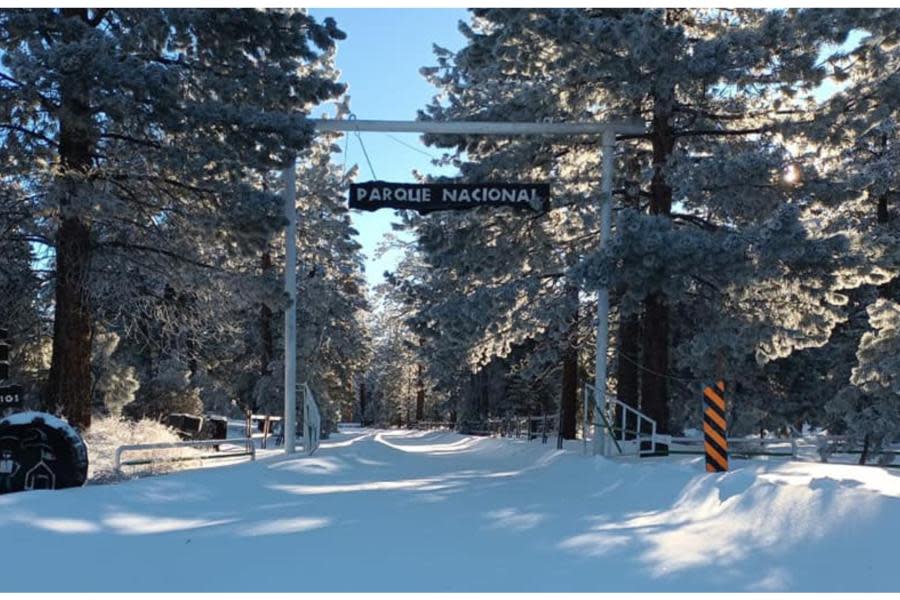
[0,428,897,592]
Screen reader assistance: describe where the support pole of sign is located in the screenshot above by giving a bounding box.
[283,159,298,455]
[593,129,616,456]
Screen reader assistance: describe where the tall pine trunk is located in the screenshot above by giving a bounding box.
[415,363,425,421]
[859,433,870,465]
[876,192,890,225]
[359,380,367,425]
[258,250,275,414]
[640,82,676,436]
[259,255,275,363]
[876,193,895,301]
[616,165,642,411]
[45,9,95,429]
[616,313,641,408]
[641,292,670,433]
[560,283,578,439]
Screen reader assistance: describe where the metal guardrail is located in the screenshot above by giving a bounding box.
[668,435,900,461]
[667,436,794,458]
[114,438,256,474]
[248,414,282,449]
[413,421,454,431]
[522,415,559,444]
[419,415,560,445]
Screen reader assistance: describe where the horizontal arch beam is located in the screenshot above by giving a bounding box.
[308,118,646,136]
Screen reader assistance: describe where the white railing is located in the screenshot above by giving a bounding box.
[300,382,321,456]
[583,383,657,457]
[247,414,283,449]
[114,438,256,474]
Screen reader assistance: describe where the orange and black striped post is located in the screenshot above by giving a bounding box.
[703,380,728,472]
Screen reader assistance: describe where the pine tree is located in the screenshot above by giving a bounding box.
[793,10,900,453]
[0,9,346,428]
[415,8,880,435]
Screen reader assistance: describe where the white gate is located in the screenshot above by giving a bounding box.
[300,382,321,456]
[583,383,657,457]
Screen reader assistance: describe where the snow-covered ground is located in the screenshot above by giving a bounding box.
[1,427,899,592]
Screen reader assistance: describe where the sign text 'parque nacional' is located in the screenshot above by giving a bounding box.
[349,181,550,213]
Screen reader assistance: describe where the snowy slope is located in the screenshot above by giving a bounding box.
[1,427,898,592]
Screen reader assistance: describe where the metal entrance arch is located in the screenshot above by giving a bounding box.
[279,118,646,455]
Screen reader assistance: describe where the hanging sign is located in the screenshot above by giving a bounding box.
[349,181,549,213]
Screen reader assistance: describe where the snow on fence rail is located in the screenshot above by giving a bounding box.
[114,438,256,475]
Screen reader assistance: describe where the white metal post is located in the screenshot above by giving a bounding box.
[283,159,298,454]
[594,129,616,456]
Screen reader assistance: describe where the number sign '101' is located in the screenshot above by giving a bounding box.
[0,386,22,408]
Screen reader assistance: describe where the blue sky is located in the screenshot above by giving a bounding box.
[308,8,469,289]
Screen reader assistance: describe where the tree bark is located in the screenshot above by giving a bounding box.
[415,363,425,421]
[259,254,275,368]
[560,347,578,439]
[478,369,488,419]
[876,192,890,225]
[359,380,367,425]
[616,167,642,411]
[640,84,676,435]
[45,9,96,430]
[641,292,670,434]
[255,251,276,413]
[616,312,641,408]
[560,284,579,439]
[181,290,198,376]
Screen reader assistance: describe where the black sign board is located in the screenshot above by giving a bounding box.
[0,385,22,409]
[349,181,550,213]
[0,412,89,494]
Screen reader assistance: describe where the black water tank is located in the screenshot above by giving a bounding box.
[166,413,203,439]
[201,416,228,441]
